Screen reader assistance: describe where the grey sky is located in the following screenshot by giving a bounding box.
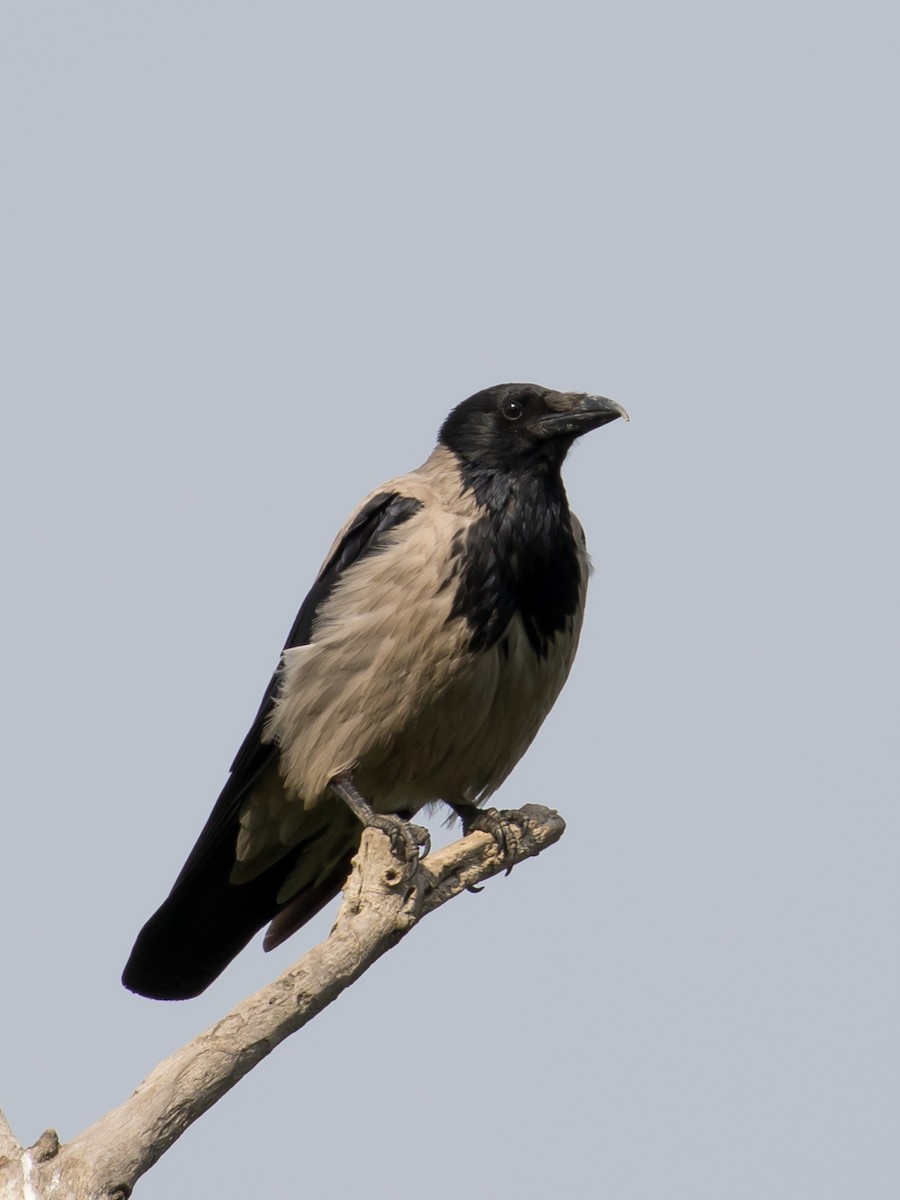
[2,3,898,1197]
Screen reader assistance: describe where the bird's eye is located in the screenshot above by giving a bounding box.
[501,398,525,421]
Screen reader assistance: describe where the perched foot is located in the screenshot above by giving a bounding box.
[330,775,431,860]
[362,811,431,861]
[451,803,529,875]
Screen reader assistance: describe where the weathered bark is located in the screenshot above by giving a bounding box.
[0,1111,19,1163]
[0,805,564,1200]
[0,1109,23,1200]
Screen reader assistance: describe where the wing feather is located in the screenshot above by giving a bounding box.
[122,489,424,998]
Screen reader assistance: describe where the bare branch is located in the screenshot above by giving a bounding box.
[0,1109,20,1161]
[18,805,563,1199]
[0,1108,23,1199]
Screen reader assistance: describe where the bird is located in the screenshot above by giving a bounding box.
[122,383,627,999]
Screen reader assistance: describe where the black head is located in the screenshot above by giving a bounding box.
[439,383,627,475]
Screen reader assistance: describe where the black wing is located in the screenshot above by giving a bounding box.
[122,490,423,998]
[173,489,424,886]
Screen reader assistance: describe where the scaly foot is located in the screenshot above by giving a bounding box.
[451,803,529,874]
[330,775,431,860]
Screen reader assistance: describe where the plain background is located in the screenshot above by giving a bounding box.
[2,3,898,1197]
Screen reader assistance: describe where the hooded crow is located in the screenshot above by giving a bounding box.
[123,383,627,999]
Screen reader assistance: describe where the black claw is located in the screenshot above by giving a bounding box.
[330,775,430,864]
[458,806,524,874]
[369,813,429,862]
[410,823,431,858]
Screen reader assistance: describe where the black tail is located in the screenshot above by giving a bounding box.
[122,823,356,1000]
[122,827,286,999]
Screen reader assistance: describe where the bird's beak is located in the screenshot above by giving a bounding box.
[533,393,630,440]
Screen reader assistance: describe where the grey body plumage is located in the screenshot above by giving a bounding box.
[123,383,627,999]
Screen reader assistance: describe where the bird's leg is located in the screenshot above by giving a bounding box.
[449,801,527,875]
[330,775,431,860]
